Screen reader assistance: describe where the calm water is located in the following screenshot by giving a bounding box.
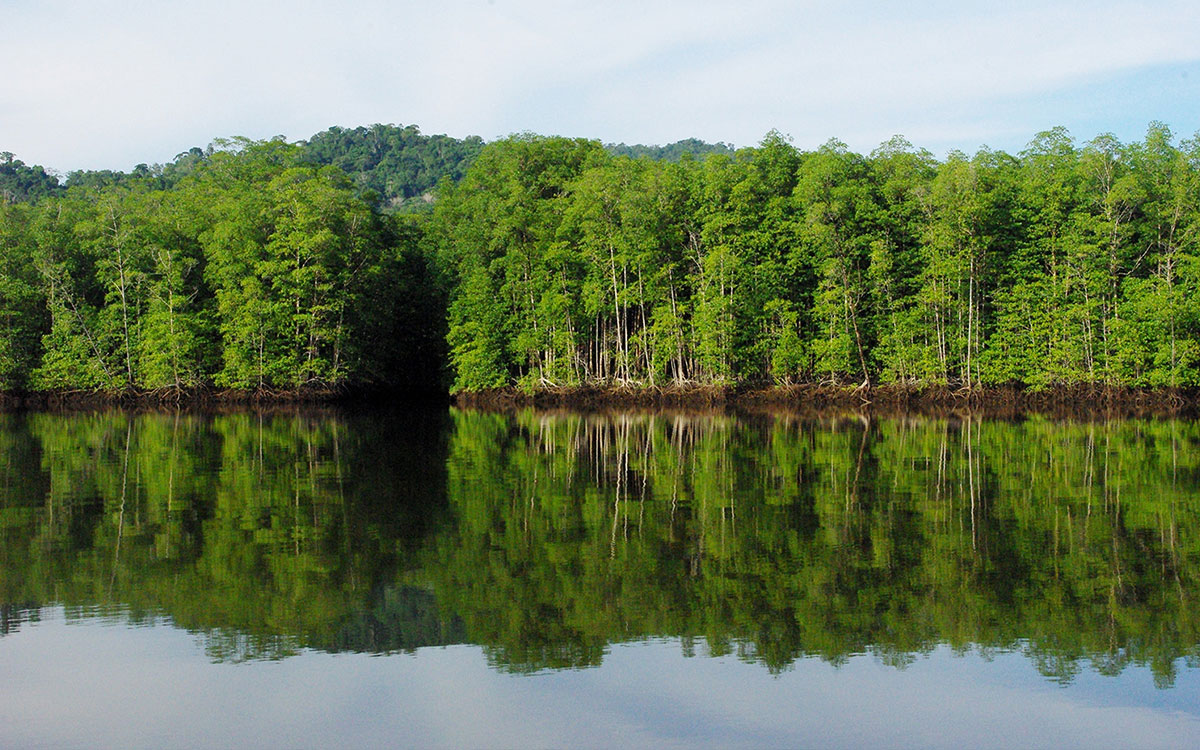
[2,407,1200,748]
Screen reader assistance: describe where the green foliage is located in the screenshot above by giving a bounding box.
[438,134,608,390]
[299,123,485,211]
[0,136,444,394]
[7,121,1200,395]
[0,152,62,204]
[795,140,879,383]
[763,299,807,383]
[435,122,1200,394]
[0,202,47,388]
[604,138,736,162]
[29,191,116,390]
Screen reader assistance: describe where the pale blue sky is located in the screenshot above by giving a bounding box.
[3,0,1199,172]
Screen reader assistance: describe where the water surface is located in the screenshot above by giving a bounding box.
[1,408,1199,747]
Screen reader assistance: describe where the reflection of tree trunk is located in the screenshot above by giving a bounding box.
[967,419,976,552]
[852,416,868,503]
[610,426,625,557]
[335,422,352,588]
[526,465,536,538]
[610,491,620,559]
[937,422,947,524]
[109,420,132,597]
[294,462,301,557]
[1053,509,1060,580]
[168,413,177,517]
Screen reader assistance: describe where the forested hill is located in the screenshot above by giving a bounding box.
[298,127,735,208]
[7,124,489,209]
[605,137,736,162]
[0,153,61,204]
[1,125,738,210]
[297,125,485,211]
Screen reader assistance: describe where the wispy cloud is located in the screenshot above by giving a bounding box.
[3,0,1198,170]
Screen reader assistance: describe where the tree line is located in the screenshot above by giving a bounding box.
[437,124,1200,393]
[2,124,731,210]
[3,122,1199,396]
[0,138,446,393]
[0,126,742,395]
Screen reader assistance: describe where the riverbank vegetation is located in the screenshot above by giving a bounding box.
[438,124,1200,397]
[0,137,448,395]
[3,122,1200,403]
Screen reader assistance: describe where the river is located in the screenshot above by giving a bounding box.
[1,407,1198,748]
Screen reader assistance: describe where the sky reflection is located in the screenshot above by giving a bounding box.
[2,610,1198,750]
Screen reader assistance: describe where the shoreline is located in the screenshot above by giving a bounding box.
[0,386,449,411]
[450,383,1200,418]
[2,383,1198,417]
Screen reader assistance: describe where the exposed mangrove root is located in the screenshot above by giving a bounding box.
[0,383,450,412]
[452,383,1200,419]
[3,382,1196,419]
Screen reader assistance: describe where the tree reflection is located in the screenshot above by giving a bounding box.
[0,408,1198,686]
[433,410,1200,683]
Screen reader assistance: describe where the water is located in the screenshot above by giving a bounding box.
[1,407,1199,748]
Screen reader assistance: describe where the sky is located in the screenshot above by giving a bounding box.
[3,0,1200,173]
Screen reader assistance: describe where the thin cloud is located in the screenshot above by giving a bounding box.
[2,0,1198,170]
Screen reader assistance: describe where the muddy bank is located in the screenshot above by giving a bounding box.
[0,386,344,409]
[0,385,449,411]
[452,383,1200,418]
[3,382,1195,418]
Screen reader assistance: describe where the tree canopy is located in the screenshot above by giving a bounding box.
[0,138,444,393]
[5,122,1200,396]
[435,124,1200,393]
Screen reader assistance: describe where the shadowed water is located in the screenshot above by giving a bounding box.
[1,407,1199,747]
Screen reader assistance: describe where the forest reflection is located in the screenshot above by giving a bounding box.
[1,408,1197,686]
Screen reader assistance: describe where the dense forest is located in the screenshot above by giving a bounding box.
[439,124,1200,394]
[0,125,735,396]
[0,136,447,394]
[2,122,1199,397]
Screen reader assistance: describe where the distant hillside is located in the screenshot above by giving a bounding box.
[605,138,736,162]
[2,127,738,209]
[301,128,738,208]
[298,124,485,211]
[0,152,62,203]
